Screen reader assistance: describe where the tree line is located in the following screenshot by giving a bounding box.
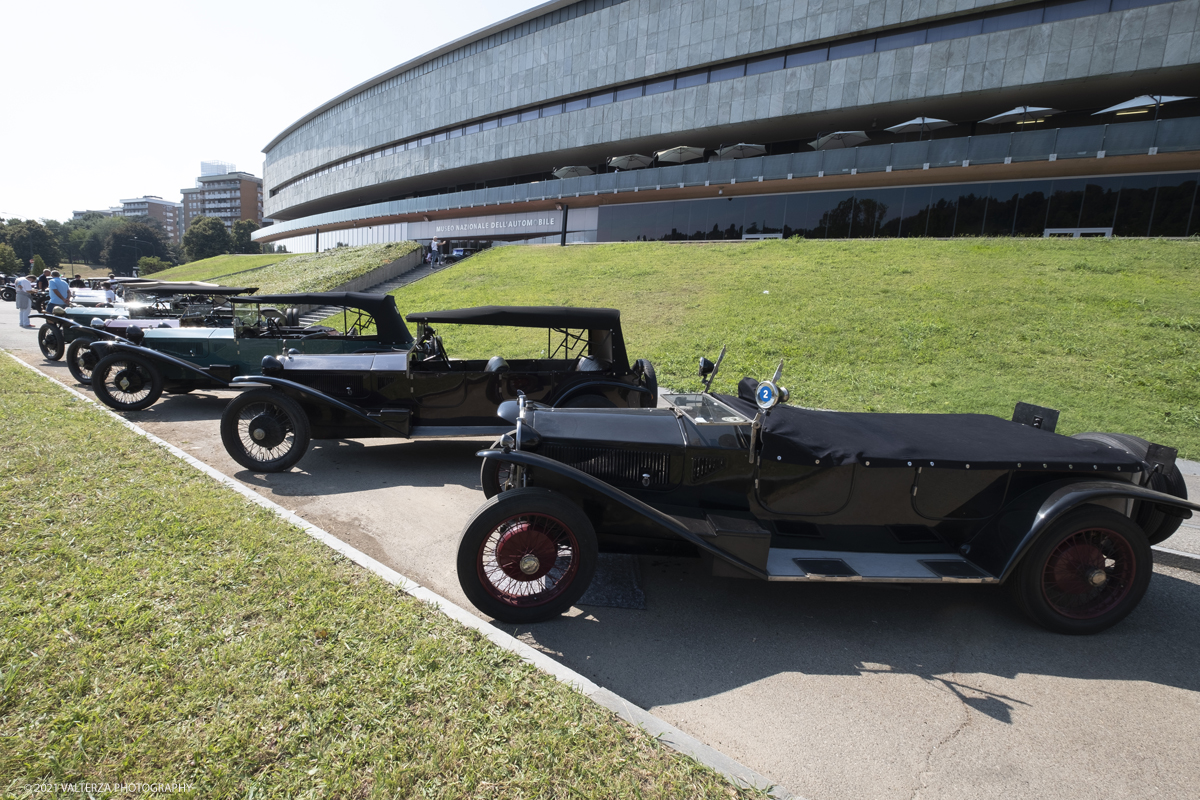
[0,214,266,277]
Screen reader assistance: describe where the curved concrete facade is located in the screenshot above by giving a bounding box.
[261,0,1200,238]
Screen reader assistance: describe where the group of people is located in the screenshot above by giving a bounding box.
[13,268,118,328]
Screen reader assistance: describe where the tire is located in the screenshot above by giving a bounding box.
[559,393,617,409]
[633,358,658,408]
[92,352,164,411]
[456,488,598,623]
[1072,432,1189,545]
[220,389,311,472]
[284,307,301,327]
[66,338,98,384]
[1,286,14,302]
[480,437,519,499]
[38,324,65,361]
[1011,506,1152,635]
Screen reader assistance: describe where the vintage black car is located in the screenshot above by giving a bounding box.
[456,353,1194,634]
[35,282,258,370]
[217,304,657,472]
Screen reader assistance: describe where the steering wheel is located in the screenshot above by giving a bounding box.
[265,316,282,335]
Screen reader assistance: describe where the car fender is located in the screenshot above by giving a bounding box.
[551,378,650,406]
[977,478,1200,581]
[32,314,125,342]
[229,374,396,433]
[478,448,769,579]
[87,340,226,385]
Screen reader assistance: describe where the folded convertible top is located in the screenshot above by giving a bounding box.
[720,393,1144,471]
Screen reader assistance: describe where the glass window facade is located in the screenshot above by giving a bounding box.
[596,174,1200,242]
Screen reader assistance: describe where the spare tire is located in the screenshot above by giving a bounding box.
[1072,432,1189,545]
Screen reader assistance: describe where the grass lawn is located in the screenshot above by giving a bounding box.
[0,356,754,799]
[390,238,1200,458]
[151,243,421,295]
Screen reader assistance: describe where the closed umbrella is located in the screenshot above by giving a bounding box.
[606,153,654,170]
[979,106,1061,125]
[1092,95,1194,119]
[653,145,707,164]
[809,131,869,150]
[715,143,767,160]
[551,165,595,179]
[884,117,954,140]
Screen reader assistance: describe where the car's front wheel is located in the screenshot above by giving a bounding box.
[1011,507,1152,635]
[1,286,15,302]
[480,437,519,499]
[220,389,311,472]
[92,352,164,411]
[66,338,98,384]
[38,324,65,361]
[457,488,598,623]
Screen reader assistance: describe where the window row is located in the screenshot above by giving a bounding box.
[596,174,1200,242]
[272,0,1172,197]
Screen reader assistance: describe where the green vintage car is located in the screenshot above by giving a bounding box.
[86,292,412,411]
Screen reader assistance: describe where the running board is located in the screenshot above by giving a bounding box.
[408,425,512,438]
[765,549,997,583]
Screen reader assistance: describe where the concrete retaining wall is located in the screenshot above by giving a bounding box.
[273,248,426,316]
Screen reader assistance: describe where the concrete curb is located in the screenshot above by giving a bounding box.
[1153,545,1200,573]
[4,350,796,800]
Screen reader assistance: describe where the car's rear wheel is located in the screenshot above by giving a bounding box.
[66,338,98,384]
[634,358,657,408]
[1072,432,1189,544]
[38,324,65,361]
[457,488,598,623]
[1012,507,1151,635]
[220,389,311,472]
[92,352,164,411]
[480,437,519,499]
[1,286,14,302]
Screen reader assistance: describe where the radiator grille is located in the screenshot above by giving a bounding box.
[542,444,671,489]
[692,456,725,480]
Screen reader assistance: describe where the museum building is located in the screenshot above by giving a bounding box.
[253,0,1200,253]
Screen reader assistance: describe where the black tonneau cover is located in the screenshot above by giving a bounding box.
[721,393,1145,471]
[407,306,621,330]
[229,292,412,346]
[126,282,256,296]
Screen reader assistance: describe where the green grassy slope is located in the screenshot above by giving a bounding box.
[0,356,754,798]
[151,254,287,282]
[392,239,1200,457]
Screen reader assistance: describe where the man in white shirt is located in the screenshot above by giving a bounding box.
[15,273,35,327]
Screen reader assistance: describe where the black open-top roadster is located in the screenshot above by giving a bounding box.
[457,352,1194,634]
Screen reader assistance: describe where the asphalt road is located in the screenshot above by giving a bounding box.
[5,299,1200,800]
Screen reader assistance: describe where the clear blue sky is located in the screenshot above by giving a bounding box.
[0,0,535,223]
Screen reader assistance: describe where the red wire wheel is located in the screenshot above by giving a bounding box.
[1013,507,1152,635]
[457,488,598,623]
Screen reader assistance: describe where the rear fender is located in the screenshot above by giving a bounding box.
[87,340,225,385]
[230,374,397,433]
[478,448,768,579]
[981,479,1200,581]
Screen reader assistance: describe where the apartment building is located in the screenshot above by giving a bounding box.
[118,196,183,244]
[181,170,264,232]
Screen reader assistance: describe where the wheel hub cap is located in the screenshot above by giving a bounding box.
[113,368,143,393]
[1086,568,1108,587]
[247,413,286,450]
[496,521,558,582]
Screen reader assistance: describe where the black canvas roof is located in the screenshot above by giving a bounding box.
[229,292,412,345]
[126,282,257,296]
[406,306,621,330]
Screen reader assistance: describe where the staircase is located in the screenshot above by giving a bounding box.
[297,256,468,327]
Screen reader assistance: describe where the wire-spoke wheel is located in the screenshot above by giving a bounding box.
[457,488,597,623]
[480,437,520,499]
[1012,507,1151,635]
[220,389,311,472]
[66,338,98,384]
[92,352,163,411]
[38,324,65,361]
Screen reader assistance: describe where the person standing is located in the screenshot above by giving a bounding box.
[430,238,441,266]
[37,269,50,291]
[46,271,70,312]
[15,273,35,328]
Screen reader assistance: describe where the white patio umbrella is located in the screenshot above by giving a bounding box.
[714,143,768,160]
[606,153,654,170]
[1092,95,1195,119]
[653,145,707,164]
[884,117,954,140]
[551,165,595,179]
[979,106,1062,125]
[809,131,869,150]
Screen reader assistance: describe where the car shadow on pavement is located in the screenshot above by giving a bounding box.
[514,555,1200,712]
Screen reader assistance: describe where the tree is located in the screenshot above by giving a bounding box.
[0,242,21,275]
[102,221,171,276]
[0,220,61,268]
[231,219,261,254]
[32,254,47,273]
[137,256,171,275]
[183,216,232,261]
